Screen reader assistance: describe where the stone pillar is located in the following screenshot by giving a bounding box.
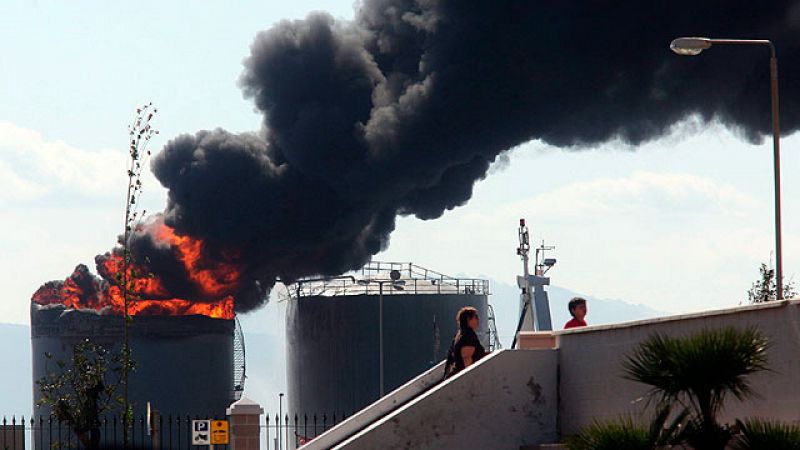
[227,397,264,450]
[517,331,556,349]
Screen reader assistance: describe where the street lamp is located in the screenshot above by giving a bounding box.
[278,392,284,450]
[357,270,406,397]
[670,37,784,299]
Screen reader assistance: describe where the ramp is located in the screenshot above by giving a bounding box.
[299,359,448,450]
[302,349,557,450]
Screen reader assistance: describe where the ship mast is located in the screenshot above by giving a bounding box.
[512,218,556,348]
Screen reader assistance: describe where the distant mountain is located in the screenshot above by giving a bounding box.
[0,321,285,416]
[238,331,286,413]
[485,278,668,345]
[0,323,32,414]
[1,284,666,416]
[236,283,669,411]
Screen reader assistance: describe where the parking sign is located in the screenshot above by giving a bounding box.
[192,420,210,445]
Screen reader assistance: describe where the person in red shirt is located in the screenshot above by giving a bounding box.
[564,297,588,329]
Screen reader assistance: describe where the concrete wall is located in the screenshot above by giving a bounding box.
[556,299,800,436]
[335,349,558,450]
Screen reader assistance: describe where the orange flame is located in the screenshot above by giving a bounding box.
[32,220,239,320]
[151,223,241,299]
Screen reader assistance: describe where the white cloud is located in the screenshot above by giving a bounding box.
[380,168,775,314]
[0,122,128,202]
[513,171,758,220]
[0,159,47,201]
[0,124,166,325]
[0,206,122,325]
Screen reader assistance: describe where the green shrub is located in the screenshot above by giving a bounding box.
[565,418,652,450]
[730,418,800,450]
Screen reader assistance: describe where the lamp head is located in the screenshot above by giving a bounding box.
[670,37,712,56]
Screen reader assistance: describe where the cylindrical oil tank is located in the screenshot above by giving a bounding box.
[31,303,234,419]
[286,262,490,417]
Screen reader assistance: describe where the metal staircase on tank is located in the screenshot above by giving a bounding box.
[487,303,502,351]
[232,316,246,401]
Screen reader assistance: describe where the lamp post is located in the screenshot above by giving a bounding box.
[670,37,784,299]
[358,270,405,397]
[278,392,284,450]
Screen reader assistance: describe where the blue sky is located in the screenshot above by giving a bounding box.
[2,0,798,328]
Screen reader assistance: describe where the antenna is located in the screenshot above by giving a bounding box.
[517,219,531,288]
[512,219,556,348]
[512,219,536,347]
[535,240,556,276]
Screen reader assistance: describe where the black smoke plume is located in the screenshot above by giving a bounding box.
[79,1,800,313]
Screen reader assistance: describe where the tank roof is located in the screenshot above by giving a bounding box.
[281,261,490,299]
[30,302,234,338]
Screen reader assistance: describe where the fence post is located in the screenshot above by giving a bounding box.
[227,397,264,450]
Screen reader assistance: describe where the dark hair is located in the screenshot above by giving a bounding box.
[568,297,586,318]
[456,306,479,330]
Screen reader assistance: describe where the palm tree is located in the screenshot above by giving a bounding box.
[622,326,769,450]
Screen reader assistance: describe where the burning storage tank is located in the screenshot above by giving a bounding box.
[30,304,235,418]
[285,262,492,416]
[30,263,240,420]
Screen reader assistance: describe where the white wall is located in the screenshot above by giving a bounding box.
[315,299,800,448]
[556,299,800,436]
[335,349,558,450]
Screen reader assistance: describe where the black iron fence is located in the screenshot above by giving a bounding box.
[2,415,229,450]
[1,413,349,450]
[265,412,348,450]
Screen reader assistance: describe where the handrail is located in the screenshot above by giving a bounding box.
[284,261,490,299]
[291,277,489,298]
[302,350,507,450]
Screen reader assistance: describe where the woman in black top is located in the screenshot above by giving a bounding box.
[444,306,486,379]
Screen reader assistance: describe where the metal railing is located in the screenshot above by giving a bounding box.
[2,414,230,450]
[285,261,490,299]
[1,413,349,450]
[265,413,348,450]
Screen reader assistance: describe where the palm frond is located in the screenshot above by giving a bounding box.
[650,404,689,447]
[566,417,651,450]
[622,326,769,421]
[731,418,800,450]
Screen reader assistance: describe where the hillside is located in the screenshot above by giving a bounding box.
[3,284,666,415]
[485,278,668,345]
